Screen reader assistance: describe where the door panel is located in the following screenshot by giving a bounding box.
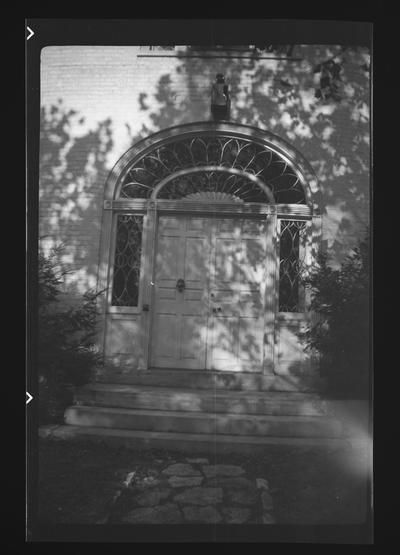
[153,314,178,359]
[180,315,208,360]
[209,316,239,367]
[151,216,211,369]
[207,218,268,372]
[151,214,271,371]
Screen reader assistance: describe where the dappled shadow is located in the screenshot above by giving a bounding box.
[39,100,114,298]
[151,214,276,373]
[39,44,370,373]
[135,45,370,265]
[129,44,370,379]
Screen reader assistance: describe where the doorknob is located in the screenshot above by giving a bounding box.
[176,279,185,292]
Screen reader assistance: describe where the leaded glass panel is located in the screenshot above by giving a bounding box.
[111,215,144,307]
[119,136,306,204]
[157,170,265,202]
[279,220,307,312]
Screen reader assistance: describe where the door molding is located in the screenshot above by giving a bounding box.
[150,166,275,203]
[104,121,319,212]
[104,198,313,218]
[98,123,319,373]
[100,203,318,373]
[148,212,278,372]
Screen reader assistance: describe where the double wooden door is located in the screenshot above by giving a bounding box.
[150,214,274,371]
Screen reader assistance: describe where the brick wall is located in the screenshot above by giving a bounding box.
[39,44,370,298]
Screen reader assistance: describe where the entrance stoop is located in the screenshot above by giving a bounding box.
[48,370,368,453]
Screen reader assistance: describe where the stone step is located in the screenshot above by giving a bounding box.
[65,405,344,438]
[95,368,325,392]
[41,424,356,454]
[75,383,328,416]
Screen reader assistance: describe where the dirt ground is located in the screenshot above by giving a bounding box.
[34,437,371,530]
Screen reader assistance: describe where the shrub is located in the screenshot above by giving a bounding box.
[38,244,103,423]
[301,231,371,399]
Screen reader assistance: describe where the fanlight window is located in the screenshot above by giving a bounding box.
[157,170,268,203]
[109,131,314,310]
[118,135,306,204]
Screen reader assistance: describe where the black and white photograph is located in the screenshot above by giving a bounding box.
[26,19,373,544]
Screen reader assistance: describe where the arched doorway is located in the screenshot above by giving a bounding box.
[98,122,321,375]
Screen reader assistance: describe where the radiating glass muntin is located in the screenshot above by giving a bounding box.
[112,134,311,309]
[118,135,306,204]
[111,214,309,310]
[111,215,144,307]
[279,219,307,312]
[157,170,267,202]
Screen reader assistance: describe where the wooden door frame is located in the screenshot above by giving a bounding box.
[204,215,275,373]
[97,122,320,372]
[139,201,311,372]
[98,198,317,373]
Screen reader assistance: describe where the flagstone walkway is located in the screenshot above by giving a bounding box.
[107,458,275,524]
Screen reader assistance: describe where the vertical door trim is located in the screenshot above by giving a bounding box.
[138,202,158,369]
[262,212,278,374]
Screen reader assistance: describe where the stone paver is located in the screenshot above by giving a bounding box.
[183,505,222,523]
[134,475,160,489]
[256,478,269,490]
[161,463,201,477]
[226,487,258,506]
[202,464,245,478]
[208,476,254,489]
[221,506,252,524]
[174,486,223,505]
[168,476,203,488]
[122,503,183,524]
[186,457,209,465]
[261,490,273,511]
[111,459,276,525]
[262,513,276,524]
[135,488,171,506]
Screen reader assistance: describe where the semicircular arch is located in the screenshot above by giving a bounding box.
[105,122,319,211]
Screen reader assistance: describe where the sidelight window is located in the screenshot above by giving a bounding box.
[107,125,316,316]
[278,219,307,312]
[111,215,144,307]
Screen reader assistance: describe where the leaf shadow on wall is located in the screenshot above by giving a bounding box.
[132,45,370,265]
[39,100,114,299]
